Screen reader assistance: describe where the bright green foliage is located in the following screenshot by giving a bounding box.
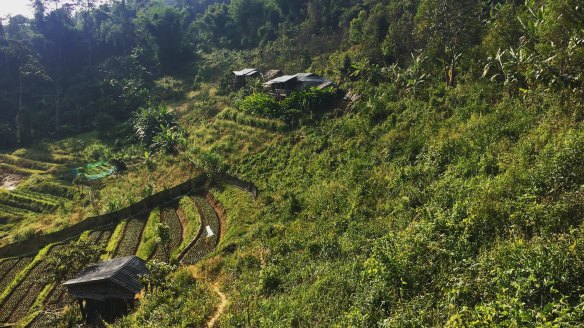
[43,238,103,283]
[115,267,217,327]
[173,197,202,260]
[238,88,337,124]
[136,208,162,260]
[238,93,280,118]
[103,221,127,260]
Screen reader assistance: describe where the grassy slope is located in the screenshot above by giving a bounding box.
[173,80,584,327]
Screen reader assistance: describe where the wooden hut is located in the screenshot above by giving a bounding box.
[232,68,260,90]
[63,256,149,324]
[262,75,298,99]
[263,73,335,99]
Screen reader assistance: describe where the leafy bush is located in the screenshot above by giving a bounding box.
[83,143,112,162]
[131,105,185,153]
[237,87,338,124]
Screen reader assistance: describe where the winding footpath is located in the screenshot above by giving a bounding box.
[207,283,228,328]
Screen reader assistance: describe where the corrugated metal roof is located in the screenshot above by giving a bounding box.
[64,256,148,295]
[233,68,259,76]
[295,72,316,78]
[264,75,297,85]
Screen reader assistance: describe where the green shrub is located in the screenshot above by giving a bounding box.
[136,208,162,260]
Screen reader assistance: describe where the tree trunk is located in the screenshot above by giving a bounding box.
[16,73,23,145]
[55,81,61,132]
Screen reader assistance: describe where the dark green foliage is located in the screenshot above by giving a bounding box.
[43,239,103,283]
[131,105,185,153]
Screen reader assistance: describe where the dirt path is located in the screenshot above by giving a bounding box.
[207,282,228,328]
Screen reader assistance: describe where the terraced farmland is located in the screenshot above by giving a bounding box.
[0,185,233,326]
[0,257,33,294]
[192,108,282,163]
[114,218,148,257]
[0,243,71,324]
[180,195,221,264]
[0,149,76,243]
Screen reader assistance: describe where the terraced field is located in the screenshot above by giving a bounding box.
[0,257,33,294]
[192,108,283,163]
[0,243,71,324]
[151,206,184,263]
[180,195,221,264]
[0,187,231,326]
[114,218,148,257]
[0,148,76,245]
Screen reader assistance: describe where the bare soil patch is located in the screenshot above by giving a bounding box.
[0,173,26,191]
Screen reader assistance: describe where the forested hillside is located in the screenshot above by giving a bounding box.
[1,0,584,326]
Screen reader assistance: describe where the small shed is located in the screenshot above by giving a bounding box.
[63,256,149,324]
[295,73,334,90]
[232,68,261,89]
[263,75,297,94]
[263,73,335,99]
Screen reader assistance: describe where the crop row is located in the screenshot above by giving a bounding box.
[86,230,103,243]
[0,257,33,293]
[0,243,73,323]
[11,189,67,205]
[216,108,287,132]
[0,203,33,218]
[28,182,74,199]
[114,219,147,257]
[44,285,68,310]
[0,192,57,213]
[180,197,220,264]
[0,163,44,176]
[0,258,18,276]
[0,154,55,171]
[163,208,183,252]
[97,230,113,246]
[150,242,170,262]
[7,280,45,323]
[195,196,220,237]
[86,230,113,246]
[0,258,49,323]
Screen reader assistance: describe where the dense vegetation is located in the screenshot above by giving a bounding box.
[1,0,583,326]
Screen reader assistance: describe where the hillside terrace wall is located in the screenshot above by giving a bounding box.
[0,175,208,258]
[0,174,259,258]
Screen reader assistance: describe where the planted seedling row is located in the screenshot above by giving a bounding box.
[114,219,147,257]
[29,182,74,199]
[0,259,46,323]
[0,154,55,171]
[0,258,19,277]
[0,243,70,323]
[97,230,113,246]
[163,207,183,252]
[12,189,67,204]
[0,202,36,218]
[181,196,220,264]
[0,257,33,294]
[0,193,57,213]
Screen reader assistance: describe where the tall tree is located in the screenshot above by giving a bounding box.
[415,0,481,86]
[4,41,49,145]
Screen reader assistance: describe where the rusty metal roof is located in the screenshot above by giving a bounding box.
[63,256,148,298]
